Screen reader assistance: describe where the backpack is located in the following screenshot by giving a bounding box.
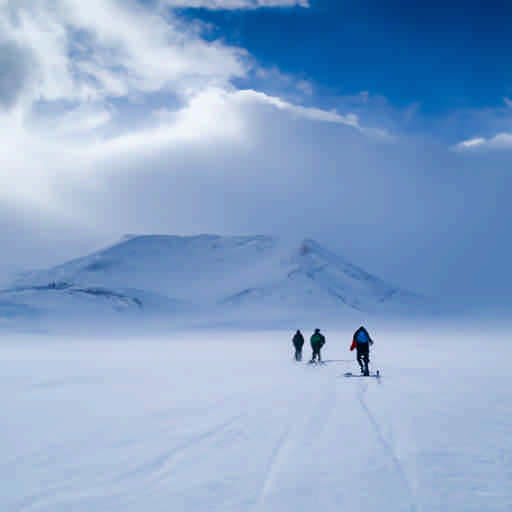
[355,328,370,344]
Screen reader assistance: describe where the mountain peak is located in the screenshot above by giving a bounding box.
[1,234,431,326]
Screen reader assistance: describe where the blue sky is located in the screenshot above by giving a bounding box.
[0,0,511,314]
[175,1,512,117]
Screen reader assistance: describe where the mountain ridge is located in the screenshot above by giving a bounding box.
[0,234,431,328]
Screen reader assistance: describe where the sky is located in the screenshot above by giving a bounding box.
[0,0,511,313]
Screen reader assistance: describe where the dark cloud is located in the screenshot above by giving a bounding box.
[0,40,33,109]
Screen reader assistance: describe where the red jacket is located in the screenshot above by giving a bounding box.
[350,329,373,351]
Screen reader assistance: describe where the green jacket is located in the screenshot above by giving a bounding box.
[310,333,325,347]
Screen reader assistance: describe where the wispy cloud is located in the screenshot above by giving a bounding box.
[237,89,360,126]
[454,133,512,151]
[161,0,309,9]
[235,89,394,138]
[0,0,248,106]
[454,137,487,149]
[0,0,381,213]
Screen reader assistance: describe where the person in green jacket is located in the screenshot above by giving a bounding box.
[310,328,326,363]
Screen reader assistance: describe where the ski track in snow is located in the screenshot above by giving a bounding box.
[150,414,245,484]
[357,383,418,512]
[253,424,294,509]
[253,382,338,510]
[16,415,245,512]
[2,332,512,512]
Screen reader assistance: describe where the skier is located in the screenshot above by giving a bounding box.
[350,326,374,376]
[310,328,326,363]
[292,330,304,361]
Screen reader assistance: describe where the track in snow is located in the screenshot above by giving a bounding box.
[357,384,418,512]
[2,331,511,512]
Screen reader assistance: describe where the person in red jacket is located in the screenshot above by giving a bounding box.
[350,326,374,376]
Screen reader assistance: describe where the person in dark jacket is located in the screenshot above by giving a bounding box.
[350,326,374,375]
[292,330,304,361]
[310,329,326,363]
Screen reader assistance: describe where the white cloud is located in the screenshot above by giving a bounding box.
[505,97,512,108]
[0,0,388,222]
[161,0,309,9]
[68,87,391,168]
[235,89,361,127]
[35,87,378,169]
[0,0,248,209]
[454,133,512,151]
[0,0,249,106]
[296,79,313,96]
[36,104,113,137]
[88,87,248,158]
[455,137,487,149]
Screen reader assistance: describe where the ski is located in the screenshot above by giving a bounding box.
[343,370,381,378]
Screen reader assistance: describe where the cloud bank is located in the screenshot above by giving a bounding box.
[0,0,511,314]
[0,0,379,208]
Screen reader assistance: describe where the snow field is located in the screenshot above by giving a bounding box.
[1,328,511,511]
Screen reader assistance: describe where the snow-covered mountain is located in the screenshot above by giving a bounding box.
[0,235,429,328]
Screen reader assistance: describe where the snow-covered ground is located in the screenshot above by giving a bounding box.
[1,326,510,511]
